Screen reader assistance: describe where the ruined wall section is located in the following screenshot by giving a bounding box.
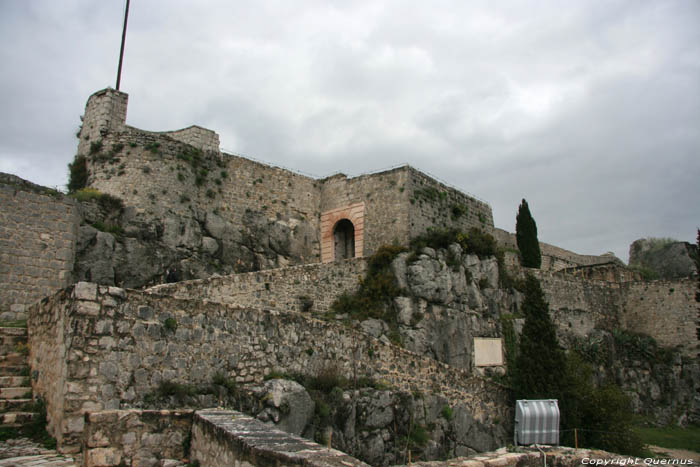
[621,278,697,356]
[0,174,79,319]
[147,259,366,314]
[320,167,410,257]
[407,168,494,240]
[29,282,509,453]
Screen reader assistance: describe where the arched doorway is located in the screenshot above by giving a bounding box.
[333,219,355,260]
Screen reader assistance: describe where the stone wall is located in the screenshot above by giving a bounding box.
[534,271,624,339]
[191,410,368,467]
[407,167,494,240]
[493,228,618,272]
[0,173,79,320]
[82,409,193,466]
[621,278,698,356]
[147,258,367,314]
[28,282,509,453]
[321,167,411,257]
[162,125,220,153]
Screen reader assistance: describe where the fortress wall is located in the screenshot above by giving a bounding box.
[147,258,367,313]
[533,271,624,338]
[221,153,320,232]
[162,126,220,153]
[320,167,411,257]
[0,174,79,319]
[29,282,509,453]
[621,278,697,356]
[86,131,320,227]
[407,168,494,240]
[493,228,618,271]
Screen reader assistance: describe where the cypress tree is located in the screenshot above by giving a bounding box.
[516,199,542,268]
[513,274,566,400]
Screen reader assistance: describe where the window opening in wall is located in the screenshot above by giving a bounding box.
[333,219,355,260]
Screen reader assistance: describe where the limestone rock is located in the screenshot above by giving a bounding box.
[629,238,698,279]
[256,379,314,436]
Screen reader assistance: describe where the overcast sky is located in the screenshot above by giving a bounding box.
[1,1,698,262]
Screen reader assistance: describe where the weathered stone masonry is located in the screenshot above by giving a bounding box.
[29,282,510,453]
[0,173,79,320]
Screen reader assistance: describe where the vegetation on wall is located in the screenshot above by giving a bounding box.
[515,199,542,268]
[409,227,499,259]
[330,245,407,342]
[70,187,124,213]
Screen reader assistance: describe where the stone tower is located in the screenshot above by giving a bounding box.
[77,88,128,156]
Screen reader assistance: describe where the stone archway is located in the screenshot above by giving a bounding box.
[321,202,364,263]
[333,219,355,260]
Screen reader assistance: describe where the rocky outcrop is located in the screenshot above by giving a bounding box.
[629,238,698,279]
[240,384,507,466]
[73,197,316,288]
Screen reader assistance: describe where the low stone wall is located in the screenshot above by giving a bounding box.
[29,282,510,453]
[191,410,368,466]
[147,258,367,314]
[82,409,193,466]
[410,446,619,467]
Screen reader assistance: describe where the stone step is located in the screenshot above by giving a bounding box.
[0,353,29,367]
[0,398,34,412]
[0,327,28,337]
[0,376,28,387]
[0,365,29,376]
[0,455,76,466]
[0,411,37,427]
[0,387,32,399]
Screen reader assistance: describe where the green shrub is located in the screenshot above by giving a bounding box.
[164,317,177,332]
[145,142,160,154]
[441,405,454,421]
[70,188,124,213]
[89,140,103,154]
[67,155,88,193]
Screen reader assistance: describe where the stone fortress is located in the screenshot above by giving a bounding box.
[0,88,698,466]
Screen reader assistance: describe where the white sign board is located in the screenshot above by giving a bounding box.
[474,338,504,367]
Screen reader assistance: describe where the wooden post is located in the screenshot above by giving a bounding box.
[328,428,332,450]
[574,428,578,449]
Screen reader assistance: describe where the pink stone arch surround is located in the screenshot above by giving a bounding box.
[321,203,365,263]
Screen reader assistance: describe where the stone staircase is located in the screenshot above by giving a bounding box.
[0,326,36,431]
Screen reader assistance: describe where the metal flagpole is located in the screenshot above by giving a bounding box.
[116,0,131,90]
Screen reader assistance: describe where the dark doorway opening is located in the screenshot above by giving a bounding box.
[333,219,355,260]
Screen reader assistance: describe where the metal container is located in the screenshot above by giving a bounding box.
[514,399,560,445]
